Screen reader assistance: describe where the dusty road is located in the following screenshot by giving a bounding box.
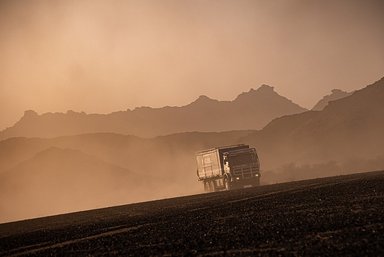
[1,170,384,256]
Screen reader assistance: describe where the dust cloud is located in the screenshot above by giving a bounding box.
[0,134,204,223]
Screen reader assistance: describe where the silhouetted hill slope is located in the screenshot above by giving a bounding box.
[0,146,157,222]
[0,85,306,139]
[312,89,353,111]
[243,77,384,170]
[0,133,146,173]
[0,131,250,177]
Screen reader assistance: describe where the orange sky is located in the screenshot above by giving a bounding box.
[0,0,383,130]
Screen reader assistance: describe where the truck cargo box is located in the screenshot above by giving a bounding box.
[196,144,249,180]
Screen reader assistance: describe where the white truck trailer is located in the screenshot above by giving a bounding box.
[196,144,260,192]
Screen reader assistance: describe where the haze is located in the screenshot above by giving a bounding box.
[0,0,384,130]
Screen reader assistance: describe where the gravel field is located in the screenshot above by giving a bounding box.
[1,170,384,256]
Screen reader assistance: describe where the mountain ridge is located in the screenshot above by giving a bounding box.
[0,85,307,139]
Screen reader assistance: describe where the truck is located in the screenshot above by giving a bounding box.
[196,144,260,192]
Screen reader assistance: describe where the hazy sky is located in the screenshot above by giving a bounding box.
[0,0,383,130]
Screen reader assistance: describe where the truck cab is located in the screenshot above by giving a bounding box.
[222,148,260,190]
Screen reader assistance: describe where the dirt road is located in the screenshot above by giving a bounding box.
[1,170,384,256]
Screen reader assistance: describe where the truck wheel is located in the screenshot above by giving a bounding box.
[211,181,216,192]
[253,177,260,186]
[212,181,219,192]
[204,181,209,192]
[224,178,231,191]
[207,181,213,192]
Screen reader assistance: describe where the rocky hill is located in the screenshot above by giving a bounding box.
[243,77,384,181]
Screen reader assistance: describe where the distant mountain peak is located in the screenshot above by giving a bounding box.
[331,89,345,94]
[234,84,279,102]
[257,84,275,92]
[197,95,212,101]
[189,95,218,105]
[19,110,39,122]
[312,89,352,111]
[66,110,86,115]
[133,106,152,111]
[23,110,38,118]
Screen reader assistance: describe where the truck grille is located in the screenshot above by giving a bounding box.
[232,165,259,178]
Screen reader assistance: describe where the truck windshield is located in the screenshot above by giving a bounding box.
[229,153,255,165]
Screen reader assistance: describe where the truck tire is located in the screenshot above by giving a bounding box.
[204,181,209,192]
[253,177,260,186]
[207,180,213,192]
[212,180,219,192]
[224,177,231,191]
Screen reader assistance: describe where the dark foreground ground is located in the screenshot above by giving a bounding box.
[1,171,384,256]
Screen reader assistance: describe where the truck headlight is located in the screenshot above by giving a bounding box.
[255,174,259,177]
[236,177,240,180]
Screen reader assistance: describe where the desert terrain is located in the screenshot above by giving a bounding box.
[1,170,383,256]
